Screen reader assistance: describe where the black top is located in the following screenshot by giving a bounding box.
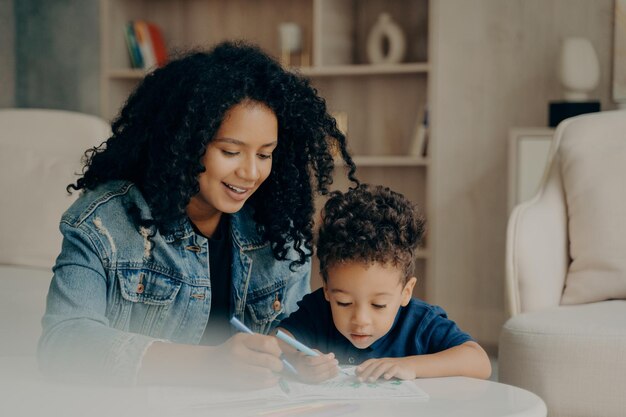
[200,214,232,346]
[279,288,473,365]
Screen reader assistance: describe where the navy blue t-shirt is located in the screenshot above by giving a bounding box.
[278,288,473,365]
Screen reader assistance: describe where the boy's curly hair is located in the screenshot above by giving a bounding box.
[317,184,425,283]
[68,41,357,267]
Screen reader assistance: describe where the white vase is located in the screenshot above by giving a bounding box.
[278,22,303,67]
[559,37,600,101]
[278,22,302,54]
[366,13,406,65]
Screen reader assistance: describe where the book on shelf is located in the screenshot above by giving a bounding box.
[409,106,429,157]
[124,22,143,69]
[133,20,157,69]
[146,22,168,67]
[124,20,168,70]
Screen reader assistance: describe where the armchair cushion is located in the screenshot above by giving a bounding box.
[0,265,52,356]
[561,111,626,304]
[499,300,626,417]
[0,109,110,269]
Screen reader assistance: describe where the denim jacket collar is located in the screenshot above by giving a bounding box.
[230,205,268,250]
[157,194,267,250]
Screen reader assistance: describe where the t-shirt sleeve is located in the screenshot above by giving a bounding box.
[417,305,474,353]
[276,289,328,348]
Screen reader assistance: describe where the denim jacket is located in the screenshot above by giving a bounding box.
[38,181,310,384]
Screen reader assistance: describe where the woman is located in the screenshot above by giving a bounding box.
[38,41,357,388]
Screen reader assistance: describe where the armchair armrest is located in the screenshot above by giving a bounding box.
[506,152,569,317]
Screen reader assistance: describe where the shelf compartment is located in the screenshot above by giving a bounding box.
[315,75,427,156]
[314,0,429,66]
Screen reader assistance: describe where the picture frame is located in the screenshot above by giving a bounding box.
[508,128,555,213]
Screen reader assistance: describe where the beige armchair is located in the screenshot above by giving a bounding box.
[499,110,626,417]
[0,109,110,357]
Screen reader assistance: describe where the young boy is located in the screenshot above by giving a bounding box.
[276,184,491,383]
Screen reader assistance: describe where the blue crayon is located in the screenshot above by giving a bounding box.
[276,329,350,375]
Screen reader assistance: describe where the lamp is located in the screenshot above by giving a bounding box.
[549,37,601,127]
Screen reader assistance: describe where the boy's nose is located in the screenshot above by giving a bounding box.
[351,307,371,326]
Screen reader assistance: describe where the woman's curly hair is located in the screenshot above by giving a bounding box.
[69,41,357,267]
[317,184,425,283]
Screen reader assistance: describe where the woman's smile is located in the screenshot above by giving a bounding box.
[222,181,253,200]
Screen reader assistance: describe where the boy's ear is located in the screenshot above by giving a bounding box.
[401,277,417,306]
[323,282,330,302]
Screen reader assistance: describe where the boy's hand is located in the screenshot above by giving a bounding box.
[289,350,339,383]
[355,357,416,382]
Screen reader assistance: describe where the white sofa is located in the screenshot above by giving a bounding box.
[499,110,626,417]
[0,109,110,358]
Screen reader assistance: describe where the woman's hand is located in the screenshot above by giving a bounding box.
[287,350,339,384]
[209,333,285,389]
[138,334,284,389]
[355,357,416,382]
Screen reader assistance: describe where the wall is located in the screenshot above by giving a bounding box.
[2,0,616,351]
[14,0,100,114]
[0,0,15,107]
[429,0,615,349]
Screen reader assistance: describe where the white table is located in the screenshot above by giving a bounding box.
[0,356,546,417]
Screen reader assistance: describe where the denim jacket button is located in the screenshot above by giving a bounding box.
[272,299,281,311]
[136,283,145,294]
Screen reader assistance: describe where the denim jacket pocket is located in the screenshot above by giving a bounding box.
[118,270,182,305]
[246,283,287,334]
[112,269,182,335]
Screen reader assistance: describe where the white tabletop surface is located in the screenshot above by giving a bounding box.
[0,356,546,417]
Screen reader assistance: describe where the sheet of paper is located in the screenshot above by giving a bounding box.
[282,366,429,401]
[147,366,428,414]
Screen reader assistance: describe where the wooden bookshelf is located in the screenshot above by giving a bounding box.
[100,0,432,298]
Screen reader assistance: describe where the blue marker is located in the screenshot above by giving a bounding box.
[229,316,298,375]
[276,330,350,375]
[276,330,319,356]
